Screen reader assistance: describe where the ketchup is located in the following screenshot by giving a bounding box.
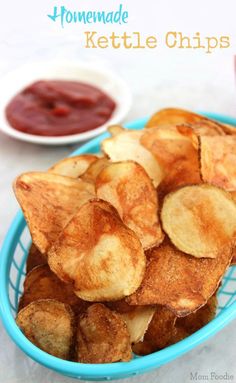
[5,80,116,136]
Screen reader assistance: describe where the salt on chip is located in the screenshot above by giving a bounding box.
[132,306,176,355]
[18,264,89,315]
[102,129,163,187]
[76,303,132,363]
[200,136,236,191]
[13,172,95,254]
[16,299,75,360]
[49,154,98,178]
[96,161,164,249]
[146,108,225,136]
[161,184,236,258]
[127,240,232,316]
[48,199,146,301]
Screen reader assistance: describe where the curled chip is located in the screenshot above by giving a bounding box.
[141,125,200,193]
[14,172,95,254]
[18,265,88,315]
[49,154,98,178]
[127,240,232,316]
[26,244,47,273]
[16,299,75,360]
[96,161,164,249]
[106,298,156,343]
[132,307,176,355]
[81,157,110,184]
[102,129,163,187]
[76,303,132,363]
[161,184,236,258]
[200,136,236,191]
[119,306,156,344]
[48,199,146,301]
[146,108,225,136]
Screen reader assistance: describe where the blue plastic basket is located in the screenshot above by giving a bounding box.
[1,113,236,381]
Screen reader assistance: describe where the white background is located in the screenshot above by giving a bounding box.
[0,1,236,382]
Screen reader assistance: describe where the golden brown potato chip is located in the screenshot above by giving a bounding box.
[49,155,98,178]
[76,303,132,363]
[146,108,225,136]
[18,265,89,315]
[132,306,176,355]
[200,136,236,191]
[26,244,47,273]
[96,161,164,249]
[16,299,75,360]
[81,157,110,184]
[141,125,201,198]
[140,125,198,174]
[230,192,236,265]
[14,172,95,254]
[161,184,236,258]
[127,240,232,316]
[102,129,163,187]
[48,199,146,301]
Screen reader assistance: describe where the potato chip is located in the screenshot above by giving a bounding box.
[161,184,236,258]
[146,108,225,136]
[76,303,132,363]
[221,123,236,136]
[26,244,47,273]
[108,124,125,136]
[48,199,146,301]
[127,240,232,316]
[81,157,110,184]
[141,125,200,189]
[132,306,176,355]
[96,161,164,249]
[18,265,88,315]
[16,299,75,359]
[14,172,95,254]
[102,129,163,187]
[230,192,236,265]
[200,136,236,191]
[176,294,217,334]
[49,154,98,178]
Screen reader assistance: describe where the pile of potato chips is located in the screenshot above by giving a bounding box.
[14,108,236,363]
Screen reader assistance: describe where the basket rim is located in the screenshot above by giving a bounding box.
[0,112,236,379]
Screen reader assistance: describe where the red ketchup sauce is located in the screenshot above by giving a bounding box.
[5,80,116,136]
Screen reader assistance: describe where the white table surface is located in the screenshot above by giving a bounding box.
[1,0,236,381]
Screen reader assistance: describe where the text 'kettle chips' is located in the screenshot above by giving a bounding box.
[48,199,146,301]
[96,161,164,249]
[161,184,236,258]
